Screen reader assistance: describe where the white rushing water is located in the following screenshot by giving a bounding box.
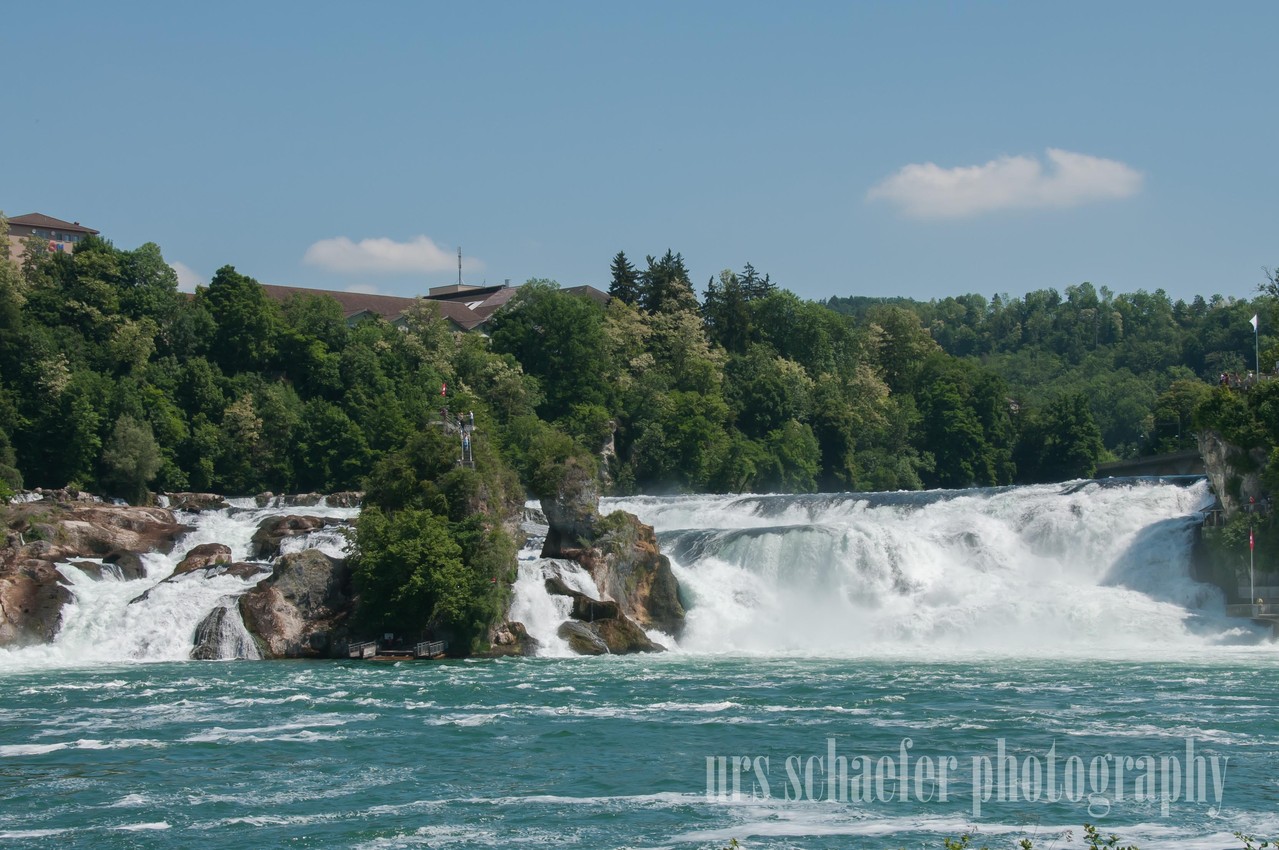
[0,500,359,669]
[4,479,1266,666]
[591,478,1267,655]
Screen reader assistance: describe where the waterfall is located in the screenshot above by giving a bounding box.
[0,501,358,669]
[191,599,262,660]
[509,558,605,656]
[5,479,1263,665]
[596,478,1263,655]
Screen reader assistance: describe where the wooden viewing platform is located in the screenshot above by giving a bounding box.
[346,639,448,661]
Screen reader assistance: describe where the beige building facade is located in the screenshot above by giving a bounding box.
[4,212,99,265]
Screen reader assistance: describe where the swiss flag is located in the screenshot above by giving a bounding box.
[440,382,447,397]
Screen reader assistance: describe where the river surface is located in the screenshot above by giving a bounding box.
[0,480,1276,848]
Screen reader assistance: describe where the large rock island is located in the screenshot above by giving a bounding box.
[534,458,685,654]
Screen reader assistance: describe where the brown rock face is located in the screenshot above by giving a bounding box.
[103,551,148,580]
[191,604,260,660]
[543,567,666,655]
[0,501,190,647]
[541,491,685,640]
[484,621,540,657]
[587,513,685,638]
[0,561,72,646]
[557,620,610,655]
[165,493,229,512]
[587,616,663,654]
[1198,429,1269,519]
[249,515,344,560]
[238,549,351,658]
[172,543,233,576]
[54,506,189,559]
[540,459,601,555]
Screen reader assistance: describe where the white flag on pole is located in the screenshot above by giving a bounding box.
[1252,314,1259,331]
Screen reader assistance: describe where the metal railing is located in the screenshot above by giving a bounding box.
[348,640,378,658]
[1226,603,1279,618]
[415,640,447,658]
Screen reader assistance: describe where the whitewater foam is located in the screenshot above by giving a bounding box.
[598,479,1266,656]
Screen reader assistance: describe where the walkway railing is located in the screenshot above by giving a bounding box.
[1226,602,1279,618]
[348,640,378,659]
[415,640,447,658]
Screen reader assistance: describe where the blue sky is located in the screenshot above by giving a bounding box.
[4,2,1276,304]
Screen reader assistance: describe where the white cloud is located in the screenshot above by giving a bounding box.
[867,148,1143,219]
[169,261,205,293]
[303,235,483,275]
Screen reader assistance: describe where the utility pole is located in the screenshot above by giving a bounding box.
[1250,495,1258,612]
[1250,522,1256,612]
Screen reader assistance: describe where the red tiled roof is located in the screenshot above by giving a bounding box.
[7,213,99,234]
[259,283,485,330]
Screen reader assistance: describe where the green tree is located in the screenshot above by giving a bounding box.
[916,356,1014,489]
[99,415,162,503]
[0,425,22,497]
[352,507,466,637]
[1015,393,1105,483]
[203,265,279,374]
[758,420,820,492]
[608,250,640,305]
[118,242,180,323]
[1145,379,1213,454]
[488,280,616,420]
[703,269,752,354]
[292,398,371,492]
[639,250,699,315]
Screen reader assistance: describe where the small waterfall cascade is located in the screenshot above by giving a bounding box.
[0,498,358,668]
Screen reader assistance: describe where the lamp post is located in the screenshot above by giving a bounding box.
[1250,523,1256,613]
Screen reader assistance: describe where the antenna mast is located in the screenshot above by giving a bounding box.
[457,246,463,287]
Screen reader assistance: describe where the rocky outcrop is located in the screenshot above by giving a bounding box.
[1198,429,1269,519]
[172,543,233,576]
[544,576,665,654]
[0,502,190,647]
[557,620,610,655]
[581,513,684,638]
[249,515,345,560]
[541,459,601,555]
[254,491,363,508]
[586,615,663,653]
[35,505,188,560]
[238,549,351,658]
[483,621,540,657]
[0,560,72,646]
[540,473,685,644]
[165,492,229,512]
[103,551,148,580]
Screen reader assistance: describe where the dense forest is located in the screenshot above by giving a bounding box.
[827,284,1272,459]
[3,212,1274,642]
